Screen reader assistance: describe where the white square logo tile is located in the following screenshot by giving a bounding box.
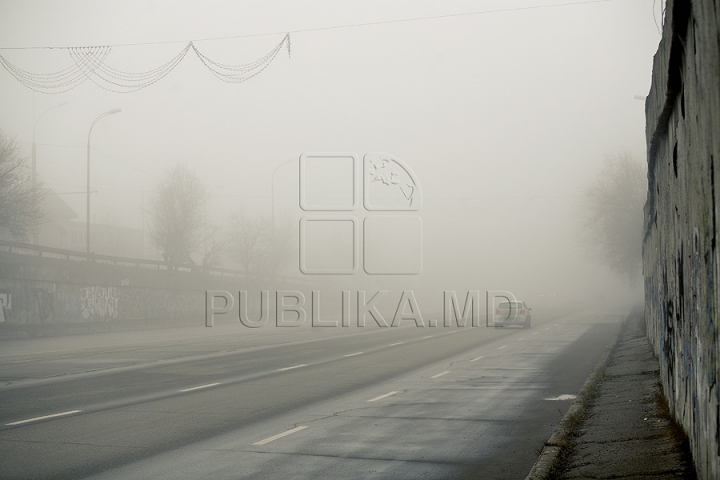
[298,152,422,275]
[299,217,358,274]
[363,215,422,275]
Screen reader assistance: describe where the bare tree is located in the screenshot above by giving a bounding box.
[227,207,271,276]
[199,224,225,268]
[150,164,207,268]
[0,131,44,241]
[580,152,647,282]
[264,216,294,278]
[227,207,293,278]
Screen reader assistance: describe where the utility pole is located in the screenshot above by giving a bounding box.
[86,108,122,260]
[141,186,145,258]
[32,102,67,188]
[31,101,67,244]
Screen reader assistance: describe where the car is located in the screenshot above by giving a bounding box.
[493,301,532,329]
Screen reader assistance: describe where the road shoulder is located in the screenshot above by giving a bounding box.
[526,307,696,479]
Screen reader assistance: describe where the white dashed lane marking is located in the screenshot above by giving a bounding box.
[252,426,308,445]
[179,383,220,393]
[431,371,450,379]
[278,364,307,372]
[367,391,398,402]
[6,410,82,426]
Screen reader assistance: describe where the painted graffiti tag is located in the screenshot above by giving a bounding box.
[118,289,201,320]
[80,286,119,320]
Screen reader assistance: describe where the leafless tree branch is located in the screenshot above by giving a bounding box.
[0,131,44,242]
[149,164,207,269]
[579,152,647,282]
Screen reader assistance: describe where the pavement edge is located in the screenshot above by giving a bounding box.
[524,310,632,480]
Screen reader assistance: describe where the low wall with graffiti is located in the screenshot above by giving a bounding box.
[81,286,119,320]
[0,251,222,333]
[0,244,318,336]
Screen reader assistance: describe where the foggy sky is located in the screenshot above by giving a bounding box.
[0,0,662,306]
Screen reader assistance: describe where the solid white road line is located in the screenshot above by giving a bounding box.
[6,410,82,426]
[423,335,434,339]
[388,342,403,346]
[431,371,450,379]
[446,330,458,334]
[278,364,307,371]
[178,382,220,393]
[367,391,398,402]
[344,352,364,357]
[497,345,507,350]
[470,356,484,362]
[252,426,308,445]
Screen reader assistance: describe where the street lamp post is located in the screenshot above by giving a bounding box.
[32,102,68,187]
[86,108,121,259]
[269,159,295,282]
[271,159,295,232]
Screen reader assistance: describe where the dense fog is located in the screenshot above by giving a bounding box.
[0,0,662,310]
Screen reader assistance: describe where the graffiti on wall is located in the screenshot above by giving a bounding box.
[34,289,55,322]
[119,289,201,320]
[0,292,9,322]
[80,286,119,320]
[0,282,202,324]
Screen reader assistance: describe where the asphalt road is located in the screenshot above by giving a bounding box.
[0,309,623,479]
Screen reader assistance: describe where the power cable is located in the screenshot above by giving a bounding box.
[0,0,617,50]
[0,0,616,92]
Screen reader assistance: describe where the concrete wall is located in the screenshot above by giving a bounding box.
[643,1,720,478]
[0,249,328,336]
[0,251,209,332]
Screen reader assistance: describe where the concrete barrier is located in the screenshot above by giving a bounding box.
[643,1,720,478]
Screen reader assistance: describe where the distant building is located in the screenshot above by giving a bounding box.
[33,189,145,258]
[67,222,144,258]
[36,188,78,250]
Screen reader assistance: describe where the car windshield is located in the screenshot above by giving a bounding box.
[498,302,523,308]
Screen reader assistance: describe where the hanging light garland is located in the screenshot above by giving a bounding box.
[0,34,290,94]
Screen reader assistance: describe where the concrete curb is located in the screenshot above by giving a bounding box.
[524,312,631,480]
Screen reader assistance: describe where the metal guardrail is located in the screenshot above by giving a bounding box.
[0,240,337,289]
[0,239,250,278]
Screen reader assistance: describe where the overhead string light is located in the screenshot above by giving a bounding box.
[67,43,192,92]
[0,46,111,93]
[191,34,290,83]
[0,34,290,94]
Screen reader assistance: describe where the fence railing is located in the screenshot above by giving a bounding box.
[0,240,335,289]
[0,239,252,278]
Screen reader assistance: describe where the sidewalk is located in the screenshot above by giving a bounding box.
[527,308,696,479]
